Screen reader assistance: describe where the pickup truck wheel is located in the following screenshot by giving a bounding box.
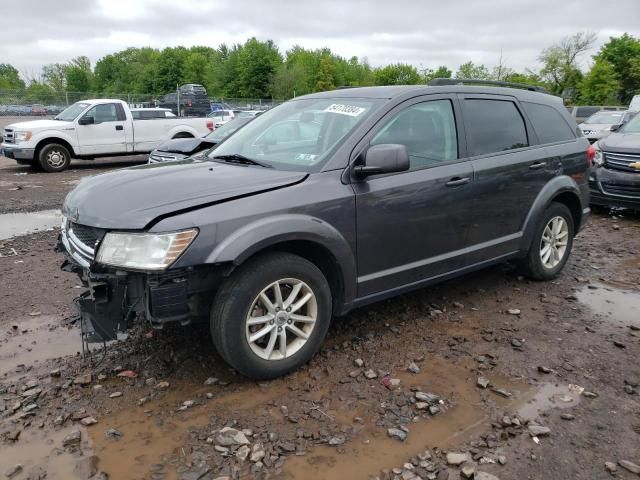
[210,252,332,379]
[38,143,71,172]
[522,202,574,281]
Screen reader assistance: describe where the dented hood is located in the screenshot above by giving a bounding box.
[63,159,307,229]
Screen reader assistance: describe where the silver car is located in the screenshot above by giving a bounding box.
[579,110,635,143]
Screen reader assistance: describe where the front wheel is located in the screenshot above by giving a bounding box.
[38,143,71,172]
[521,202,574,280]
[210,253,332,379]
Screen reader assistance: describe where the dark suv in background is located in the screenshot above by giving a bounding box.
[58,80,590,379]
[159,83,211,116]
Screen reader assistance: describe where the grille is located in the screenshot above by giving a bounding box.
[149,153,179,163]
[70,223,105,247]
[601,182,640,198]
[604,151,640,173]
[3,129,14,144]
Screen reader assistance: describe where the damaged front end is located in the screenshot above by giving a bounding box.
[57,219,223,342]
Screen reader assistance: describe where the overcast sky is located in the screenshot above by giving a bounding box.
[2,0,639,79]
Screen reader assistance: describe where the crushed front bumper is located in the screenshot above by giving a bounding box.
[58,236,224,342]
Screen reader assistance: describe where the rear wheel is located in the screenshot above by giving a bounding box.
[210,253,332,379]
[521,202,574,280]
[38,143,71,172]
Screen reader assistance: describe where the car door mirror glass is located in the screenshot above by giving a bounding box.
[78,116,94,125]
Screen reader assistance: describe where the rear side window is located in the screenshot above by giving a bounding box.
[576,106,600,118]
[522,102,575,144]
[462,99,528,156]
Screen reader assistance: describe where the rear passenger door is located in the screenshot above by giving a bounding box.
[459,95,554,264]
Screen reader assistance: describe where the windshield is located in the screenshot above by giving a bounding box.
[584,112,624,124]
[208,98,382,171]
[622,114,640,133]
[204,117,252,142]
[55,102,90,121]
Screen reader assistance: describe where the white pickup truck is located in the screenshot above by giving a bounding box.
[0,99,213,172]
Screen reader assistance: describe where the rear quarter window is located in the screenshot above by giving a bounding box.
[576,106,600,118]
[522,102,576,144]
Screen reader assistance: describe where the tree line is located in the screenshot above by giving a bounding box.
[1,32,639,105]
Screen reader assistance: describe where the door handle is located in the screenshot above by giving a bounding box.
[529,161,546,170]
[445,177,470,187]
[115,125,124,131]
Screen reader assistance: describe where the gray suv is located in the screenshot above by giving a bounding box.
[58,80,590,379]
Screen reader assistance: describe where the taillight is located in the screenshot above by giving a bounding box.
[206,119,214,131]
[188,100,192,107]
[586,145,595,167]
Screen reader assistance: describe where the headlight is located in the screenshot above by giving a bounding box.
[96,229,198,271]
[592,143,604,166]
[13,131,32,143]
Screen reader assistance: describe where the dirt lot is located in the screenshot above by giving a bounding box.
[0,155,639,480]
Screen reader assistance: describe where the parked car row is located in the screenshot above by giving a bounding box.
[0,104,65,116]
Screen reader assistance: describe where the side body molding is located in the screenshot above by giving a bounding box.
[205,214,358,308]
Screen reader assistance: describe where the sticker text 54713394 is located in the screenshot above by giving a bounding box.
[324,104,366,117]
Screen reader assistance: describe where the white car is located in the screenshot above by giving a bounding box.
[207,109,236,128]
[578,110,635,143]
[0,99,214,171]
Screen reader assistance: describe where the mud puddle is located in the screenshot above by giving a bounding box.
[0,209,61,240]
[517,383,582,421]
[90,377,301,480]
[281,358,530,480]
[576,283,640,328]
[0,425,92,478]
[0,315,81,378]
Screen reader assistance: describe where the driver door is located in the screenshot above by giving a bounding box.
[353,96,475,297]
[76,103,127,155]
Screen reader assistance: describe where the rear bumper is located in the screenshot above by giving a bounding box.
[1,143,35,161]
[589,166,640,208]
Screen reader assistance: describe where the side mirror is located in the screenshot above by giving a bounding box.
[353,144,410,178]
[78,116,94,125]
[610,124,621,132]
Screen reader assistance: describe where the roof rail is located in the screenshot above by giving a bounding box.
[428,78,548,94]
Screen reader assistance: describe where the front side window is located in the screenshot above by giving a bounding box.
[462,99,528,156]
[84,104,118,123]
[208,98,382,172]
[522,102,575,144]
[370,99,458,170]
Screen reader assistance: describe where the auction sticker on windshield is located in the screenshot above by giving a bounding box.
[324,104,366,117]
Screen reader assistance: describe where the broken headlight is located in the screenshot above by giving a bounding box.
[96,229,198,271]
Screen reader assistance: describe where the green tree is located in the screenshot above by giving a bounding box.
[375,63,422,85]
[315,55,336,91]
[42,63,67,94]
[423,65,452,83]
[236,38,283,98]
[65,56,93,92]
[154,47,188,95]
[455,61,491,80]
[24,81,56,103]
[0,64,25,90]
[596,33,640,104]
[579,58,621,105]
[538,32,596,98]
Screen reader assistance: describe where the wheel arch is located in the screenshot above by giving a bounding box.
[34,136,76,159]
[204,214,357,314]
[521,175,586,250]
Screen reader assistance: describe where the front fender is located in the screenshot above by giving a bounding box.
[31,130,77,151]
[520,175,585,250]
[205,214,357,305]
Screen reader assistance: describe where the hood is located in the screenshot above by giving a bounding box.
[6,119,73,130]
[155,137,216,154]
[579,123,613,132]
[63,160,307,229]
[599,132,640,154]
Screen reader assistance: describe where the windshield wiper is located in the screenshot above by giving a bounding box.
[212,154,272,168]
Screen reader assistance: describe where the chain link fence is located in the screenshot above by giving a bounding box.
[0,90,283,117]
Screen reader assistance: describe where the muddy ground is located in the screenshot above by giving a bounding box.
[0,155,639,480]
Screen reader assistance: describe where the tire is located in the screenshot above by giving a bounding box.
[521,202,574,281]
[210,252,332,379]
[38,143,71,172]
